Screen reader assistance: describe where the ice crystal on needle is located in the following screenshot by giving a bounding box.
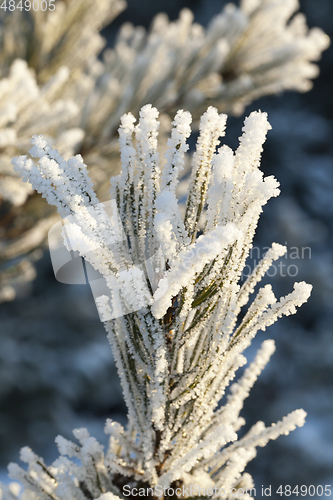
[4,105,312,499]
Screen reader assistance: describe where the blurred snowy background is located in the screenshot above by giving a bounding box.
[0,0,332,495]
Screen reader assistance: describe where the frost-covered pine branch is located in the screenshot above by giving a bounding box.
[0,0,125,81]
[0,0,125,211]
[85,0,330,136]
[0,0,127,302]
[2,104,312,499]
[0,60,83,207]
[0,58,87,303]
